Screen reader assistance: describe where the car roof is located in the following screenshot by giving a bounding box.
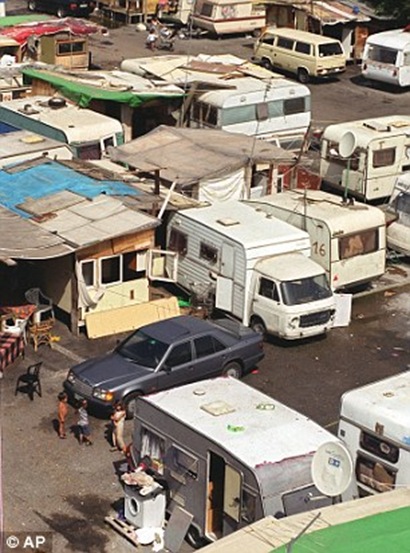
[141,315,214,343]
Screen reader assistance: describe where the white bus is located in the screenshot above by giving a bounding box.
[187,76,311,151]
[362,27,410,87]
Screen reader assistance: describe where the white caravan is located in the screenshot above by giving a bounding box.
[362,27,410,87]
[320,115,410,202]
[384,173,410,256]
[132,377,357,547]
[188,76,310,151]
[338,372,410,497]
[247,190,386,290]
[165,200,336,340]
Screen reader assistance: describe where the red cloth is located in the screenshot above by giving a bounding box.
[0,305,36,320]
[0,333,24,372]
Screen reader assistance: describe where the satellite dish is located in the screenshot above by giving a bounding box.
[311,441,354,497]
[338,131,357,159]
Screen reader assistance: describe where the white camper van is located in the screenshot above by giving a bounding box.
[362,27,410,87]
[188,76,311,151]
[165,200,336,340]
[246,190,387,290]
[132,377,357,547]
[190,0,266,36]
[338,372,410,497]
[384,173,410,256]
[320,115,410,202]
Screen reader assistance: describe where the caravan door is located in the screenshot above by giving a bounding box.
[215,243,235,312]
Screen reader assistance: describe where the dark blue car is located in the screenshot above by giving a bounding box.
[64,315,264,418]
[28,0,96,18]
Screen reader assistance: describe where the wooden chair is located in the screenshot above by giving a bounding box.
[15,362,43,400]
[28,319,54,352]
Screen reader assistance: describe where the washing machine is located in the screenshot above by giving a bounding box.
[124,484,166,528]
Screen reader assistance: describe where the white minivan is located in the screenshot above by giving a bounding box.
[253,27,346,83]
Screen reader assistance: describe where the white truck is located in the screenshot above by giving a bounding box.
[246,190,387,290]
[320,115,410,202]
[338,372,410,497]
[165,200,336,340]
[362,27,410,88]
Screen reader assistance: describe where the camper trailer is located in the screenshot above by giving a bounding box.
[246,190,387,290]
[362,27,410,88]
[320,115,410,202]
[0,95,124,159]
[384,173,410,256]
[190,0,265,36]
[132,377,357,547]
[338,373,410,497]
[164,200,335,340]
[188,77,310,151]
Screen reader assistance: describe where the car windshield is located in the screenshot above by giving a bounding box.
[280,274,332,306]
[116,330,169,369]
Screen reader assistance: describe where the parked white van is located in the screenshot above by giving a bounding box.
[253,27,346,83]
[338,373,410,497]
[362,27,410,87]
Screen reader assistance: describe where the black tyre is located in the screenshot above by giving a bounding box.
[250,317,267,338]
[28,1,37,11]
[186,525,206,549]
[123,392,142,419]
[297,68,310,84]
[261,57,273,71]
[222,361,242,379]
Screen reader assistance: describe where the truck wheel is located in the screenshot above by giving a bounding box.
[186,525,206,549]
[222,362,242,379]
[124,392,142,419]
[297,68,310,83]
[250,317,267,338]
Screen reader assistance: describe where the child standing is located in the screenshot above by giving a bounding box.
[57,392,69,439]
[110,402,127,453]
[77,399,93,446]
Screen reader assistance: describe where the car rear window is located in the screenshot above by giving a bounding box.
[319,42,343,56]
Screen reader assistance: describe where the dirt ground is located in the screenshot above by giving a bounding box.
[1,3,410,553]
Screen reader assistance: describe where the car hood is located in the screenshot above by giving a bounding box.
[71,352,153,388]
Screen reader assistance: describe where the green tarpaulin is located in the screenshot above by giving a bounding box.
[22,67,185,108]
[273,506,410,553]
[0,15,53,27]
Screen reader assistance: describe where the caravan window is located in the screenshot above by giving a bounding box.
[140,428,166,474]
[172,446,198,478]
[360,432,399,464]
[339,229,378,260]
[241,490,257,523]
[192,101,218,127]
[372,147,396,168]
[169,228,188,256]
[284,97,306,115]
[356,454,396,492]
[367,45,398,65]
[200,242,218,264]
[200,2,214,16]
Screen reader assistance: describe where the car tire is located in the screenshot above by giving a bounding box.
[297,68,310,84]
[250,317,267,338]
[123,392,142,419]
[186,525,206,549]
[261,58,273,71]
[56,8,66,17]
[222,361,242,379]
[28,1,37,11]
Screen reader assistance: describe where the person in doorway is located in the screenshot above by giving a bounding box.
[57,392,69,439]
[110,401,127,453]
[77,399,93,446]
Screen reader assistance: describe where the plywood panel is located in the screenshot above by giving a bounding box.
[85,296,180,338]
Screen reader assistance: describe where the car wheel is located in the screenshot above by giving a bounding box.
[123,392,142,419]
[250,317,267,338]
[261,58,273,71]
[186,525,206,549]
[222,361,242,379]
[297,68,310,84]
[28,1,37,11]
[56,8,66,17]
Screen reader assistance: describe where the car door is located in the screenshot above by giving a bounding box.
[193,334,228,377]
[155,340,196,390]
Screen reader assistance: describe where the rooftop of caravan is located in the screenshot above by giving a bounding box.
[143,377,337,467]
[323,115,410,147]
[340,372,410,448]
[249,190,386,236]
[198,76,309,106]
[0,96,123,142]
[365,28,410,49]
[175,200,310,251]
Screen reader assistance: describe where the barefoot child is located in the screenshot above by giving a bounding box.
[57,392,68,439]
[77,399,93,446]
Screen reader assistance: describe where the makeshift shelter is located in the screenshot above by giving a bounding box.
[109,125,296,203]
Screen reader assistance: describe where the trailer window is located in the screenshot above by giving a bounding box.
[200,242,218,264]
[172,446,198,478]
[221,104,256,126]
[319,42,343,56]
[367,45,398,65]
[284,97,306,115]
[373,147,396,168]
[169,228,188,256]
[241,490,257,523]
[191,101,218,127]
[199,1,213,16]
[140,428,166,474]
[356,454,396,493]
[339,229,378,260]
[360,432,399,464]
[277,37,294,50]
